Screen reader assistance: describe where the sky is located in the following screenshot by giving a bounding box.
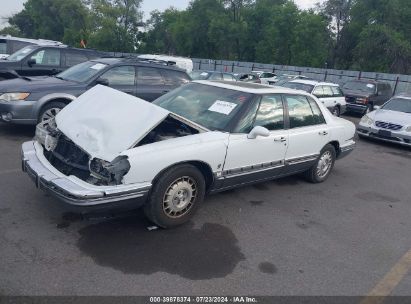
[0,0,322,27]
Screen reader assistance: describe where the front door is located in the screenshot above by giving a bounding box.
[97,65,137,96]
[21,48,62,76]
[222,94,288,189]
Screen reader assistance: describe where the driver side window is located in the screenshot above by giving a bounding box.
[254,95,284,131]
[30,49,60,66]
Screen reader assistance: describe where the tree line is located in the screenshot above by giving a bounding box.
[1,0,411,74]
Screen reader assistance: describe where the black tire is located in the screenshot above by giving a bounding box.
[332,105,341,117]
[144,164,206,228]
[38,101,66,123]
[304,144,336,183]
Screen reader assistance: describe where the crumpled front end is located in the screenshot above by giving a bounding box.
[21,121,151,211]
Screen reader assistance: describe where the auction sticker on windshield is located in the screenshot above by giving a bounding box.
[208,100,237,115]
[90,63,106,70]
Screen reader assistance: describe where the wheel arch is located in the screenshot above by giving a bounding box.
[35,94,76,117]
[151,160,215,192]
[328,140,340,157]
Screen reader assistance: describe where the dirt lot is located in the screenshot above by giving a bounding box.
[0,116,410,296]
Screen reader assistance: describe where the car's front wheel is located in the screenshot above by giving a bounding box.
[304,144,336,183]
[38,101,66,123]
[144,164,206,228]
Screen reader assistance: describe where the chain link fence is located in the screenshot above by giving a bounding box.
[192,58,411,96]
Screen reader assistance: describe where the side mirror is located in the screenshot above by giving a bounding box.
[247,126,270,139]
[27,59,36,67]
[96,78,109,86]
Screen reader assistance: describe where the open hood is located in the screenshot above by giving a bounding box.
[56,85,169,161]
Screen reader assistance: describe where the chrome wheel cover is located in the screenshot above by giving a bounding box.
[316,151,333,178]
[332,107,339,116]
[41,108,61,122]
[163,176,197,218]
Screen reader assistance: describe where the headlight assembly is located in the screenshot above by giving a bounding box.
[360,115,374,125]
[406,126,411,132]
[0,92,30,101]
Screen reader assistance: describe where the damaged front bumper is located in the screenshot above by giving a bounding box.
[21,141,151,212]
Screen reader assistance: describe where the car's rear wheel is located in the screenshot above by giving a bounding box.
[304,144,336,183]
[332,105,340,117]
[144,164,206,228]
[38,101,66,123]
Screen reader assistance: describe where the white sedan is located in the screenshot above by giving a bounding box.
[357,95,411,146]
[22,81,356,228]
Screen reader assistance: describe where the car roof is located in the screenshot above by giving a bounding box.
[345,79,388,84]
[193,80,309,95]
[393,94,411,100]
[290,79,339,87]
[0,35,64,46]
[90,57,187,72]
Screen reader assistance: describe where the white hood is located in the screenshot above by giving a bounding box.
[370,109,411,126]
[56,85,169,161]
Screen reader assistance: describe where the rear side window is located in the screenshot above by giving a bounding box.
[0,40,6,54]
[161,69,190,85]
[137,67,165,85]
[285,95,325,128]
[322,86,334,97]
[331,86,344,97]
[65,52,89,67]
[254,95,284,131]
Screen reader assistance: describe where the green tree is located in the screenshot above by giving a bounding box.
[87,0,143,52]
[9,0,89,46]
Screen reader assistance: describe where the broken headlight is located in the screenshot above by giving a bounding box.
[89,156,131,185]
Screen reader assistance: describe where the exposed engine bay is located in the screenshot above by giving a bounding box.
[137,116,199,146]
[35,116,199,186]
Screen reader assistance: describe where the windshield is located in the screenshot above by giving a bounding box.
[57,61,108,82]
[189,71,211,80]
[281,82,314,93]
[153,83,253,131]
[343,81,376,93]
[7,45,36,61]
[382,98,411,113]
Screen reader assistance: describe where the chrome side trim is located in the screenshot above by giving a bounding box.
[218,160,284,180]
[285,154,319,165]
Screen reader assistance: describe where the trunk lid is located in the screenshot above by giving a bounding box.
[55,85,170,162]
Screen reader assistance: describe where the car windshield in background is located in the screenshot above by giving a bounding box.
[153,83,253,131]
[343,81,376,93]
[281,82,314,93]
[382,98,411,113]
[189,71,211,80]
[57,61,108,83]
[6,45,36,61]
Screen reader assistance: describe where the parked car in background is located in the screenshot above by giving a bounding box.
[189,70,237,81]
[0,35,63,60]
[280,79,346,116]
[275,74,310,86]
[252,71,277,85]
[357,95,411,147]
[0,44,107,80]
[22,81,355,228]
[0,58,190,124]
[138,54,193,72]
[342,79,393,114]
[237,73,261,83]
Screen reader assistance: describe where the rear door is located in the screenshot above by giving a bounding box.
[284,94,330,174]
[312,85,334,110]
[160,69,190,93]
[63,50,90,69]
[136,67,167,101]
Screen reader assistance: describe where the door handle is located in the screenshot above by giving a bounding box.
[319,131,328,136]
[274,136,287,142]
